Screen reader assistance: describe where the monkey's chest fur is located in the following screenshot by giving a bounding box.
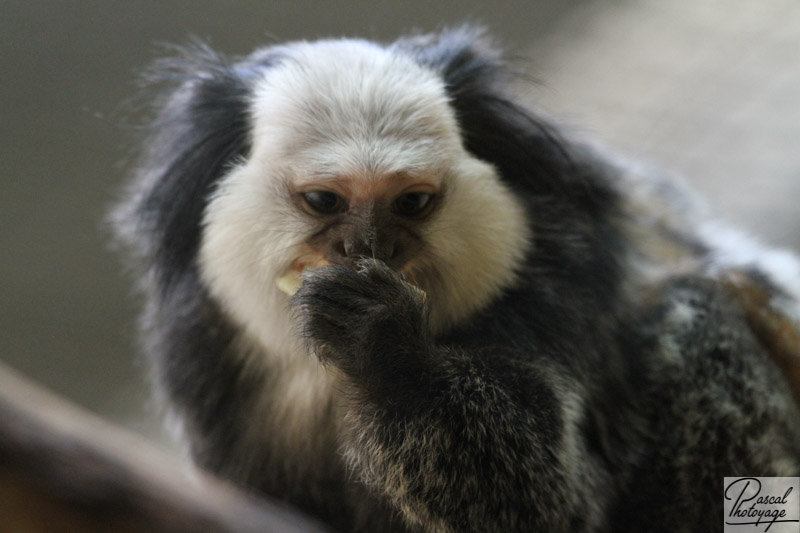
[224,335,416,532]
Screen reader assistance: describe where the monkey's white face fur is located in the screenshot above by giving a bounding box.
[199,40,530,356]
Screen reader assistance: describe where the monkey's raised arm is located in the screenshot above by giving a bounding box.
[294,260,607,533]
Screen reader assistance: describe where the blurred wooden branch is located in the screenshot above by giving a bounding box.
[0,363,329,533]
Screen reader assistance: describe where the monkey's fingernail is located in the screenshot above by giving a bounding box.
[410,284,427,302]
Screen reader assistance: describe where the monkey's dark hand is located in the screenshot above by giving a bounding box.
[292,258,429,382]
[292,258,588,531]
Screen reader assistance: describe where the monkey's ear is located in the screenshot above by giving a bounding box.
[114,45,272,292]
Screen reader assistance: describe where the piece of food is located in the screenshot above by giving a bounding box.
[275,256,330,296]
[275,270,304,296]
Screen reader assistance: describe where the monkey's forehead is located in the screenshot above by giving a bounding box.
[245,39,464,177]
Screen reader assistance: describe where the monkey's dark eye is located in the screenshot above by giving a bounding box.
[302,191,344,215]
[393,193,433,217]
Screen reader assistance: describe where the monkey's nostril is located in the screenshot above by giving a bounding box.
[389,241,401,260]
[335,241,347,259]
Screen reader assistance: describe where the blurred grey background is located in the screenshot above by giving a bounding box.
[2,1,799,444]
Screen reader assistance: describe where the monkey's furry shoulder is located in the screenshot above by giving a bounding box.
[113,28,800,533]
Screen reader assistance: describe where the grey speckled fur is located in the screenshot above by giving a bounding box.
[113,27,800,533]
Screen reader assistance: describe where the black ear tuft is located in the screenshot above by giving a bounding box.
[392,26,504,87]
[114,44,274,293]
[394,27,577,199]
